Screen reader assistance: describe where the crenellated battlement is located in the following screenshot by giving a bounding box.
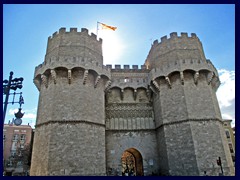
[48,27,102,43]
[152,32,198,46]
[106,64,148,70]
[145,32,206,70]
[35,28,220,93]
[40,27,106,78]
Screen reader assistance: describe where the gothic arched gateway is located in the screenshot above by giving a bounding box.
[121,148,143,176]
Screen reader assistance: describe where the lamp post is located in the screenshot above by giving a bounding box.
[3,71,24,124]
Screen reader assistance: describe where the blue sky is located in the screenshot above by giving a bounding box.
[3,4,235,127]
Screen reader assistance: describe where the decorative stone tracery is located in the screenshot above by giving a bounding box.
[106,103,153,119]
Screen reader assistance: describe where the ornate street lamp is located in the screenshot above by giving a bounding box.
[3,71,24,125]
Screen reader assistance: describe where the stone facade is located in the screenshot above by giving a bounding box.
[30,27,235,176]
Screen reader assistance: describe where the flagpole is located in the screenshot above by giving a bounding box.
[96,21,100,38]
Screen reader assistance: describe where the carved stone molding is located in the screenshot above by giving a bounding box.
[68,69,72,84]
[41,74,48,88]
[155,118,223,130]
[194,71,199,85]
[94,75,101,88]
[106,103,153,119]
[35,120,106,129]
[50,69,57,84]
[180,71,184,85]
[105,80,112,92]
[207,72,214,85]
[111,72,149,78]
[149,85,157,95]
[165,76,171,89]
[83,69,89,85]
[152,80,160,92]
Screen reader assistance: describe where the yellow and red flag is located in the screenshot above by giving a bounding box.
[98,22,117,31]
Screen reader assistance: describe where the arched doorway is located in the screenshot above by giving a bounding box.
[121,148,144,176]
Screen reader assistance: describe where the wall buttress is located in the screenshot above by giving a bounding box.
[165,76,171,89]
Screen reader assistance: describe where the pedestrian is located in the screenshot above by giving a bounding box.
[204,171,208,176]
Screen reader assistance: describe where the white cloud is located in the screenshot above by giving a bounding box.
[23,113,37,119]
[216,69,235,126]
[217,69,235,107]
[222,113,233,120]
[8,108,19,115]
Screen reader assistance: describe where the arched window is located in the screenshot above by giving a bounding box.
[225,130,230,138]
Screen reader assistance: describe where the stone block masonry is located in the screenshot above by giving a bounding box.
[31,28,234,176]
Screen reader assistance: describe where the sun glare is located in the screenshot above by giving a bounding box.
[97,30,125,65]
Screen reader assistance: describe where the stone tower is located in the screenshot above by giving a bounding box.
[144,32,234,175]
[31,28,234,176]
[30,28,111,175]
